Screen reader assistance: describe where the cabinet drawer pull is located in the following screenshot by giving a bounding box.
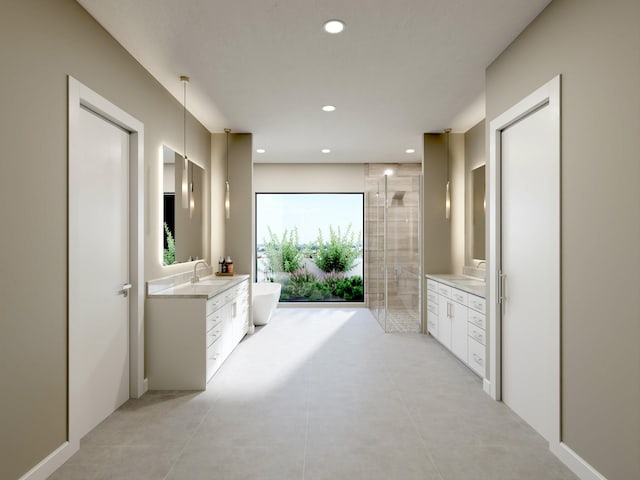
[472,353,483,366]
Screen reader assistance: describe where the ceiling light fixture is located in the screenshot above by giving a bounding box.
[405,148,415,154]
[256,149,266,154]
[321,148,331,154]
[180,75,190,210]
[225,128,231,220]
[323,19,345,34]
[322,105,336,112]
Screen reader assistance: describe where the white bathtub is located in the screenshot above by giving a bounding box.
[252,282,281,325]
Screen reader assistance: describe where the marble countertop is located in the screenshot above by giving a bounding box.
[426,274,486,298]
[147,274,249,299]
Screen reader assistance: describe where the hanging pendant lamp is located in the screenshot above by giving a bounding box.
[224,128,231,220]
[180,75,190,210]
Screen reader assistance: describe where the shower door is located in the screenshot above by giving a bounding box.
[384,175,422,332]
[366,171,422,333]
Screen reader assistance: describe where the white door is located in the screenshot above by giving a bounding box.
[500,100,559,441]
[70,106,130,439]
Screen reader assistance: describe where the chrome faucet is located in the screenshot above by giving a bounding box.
[191,260,209,283]
[476,260,487,269]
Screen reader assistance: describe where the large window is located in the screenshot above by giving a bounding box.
[256,193,364,302]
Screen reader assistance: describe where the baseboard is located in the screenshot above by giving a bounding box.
[17,441,78,480]
[551,442,608,480]
[143,377,149,395]
[483,378,492,396]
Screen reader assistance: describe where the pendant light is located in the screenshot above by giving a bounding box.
[445,128,451,220]
[224,128,231,220]
[180,75,190,209]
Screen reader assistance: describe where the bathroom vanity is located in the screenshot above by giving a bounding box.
[426,274,486,378]
[146,273,250,389]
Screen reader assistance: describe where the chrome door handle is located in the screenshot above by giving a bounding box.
[497,271,506,304]
[118,283,132,297]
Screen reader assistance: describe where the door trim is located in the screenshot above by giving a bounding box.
[487,75,560,444]
[68,77,145,437]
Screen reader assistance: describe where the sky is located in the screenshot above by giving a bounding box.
[256,193,363,245]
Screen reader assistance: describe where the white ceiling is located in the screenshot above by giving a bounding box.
[77,0,550,164]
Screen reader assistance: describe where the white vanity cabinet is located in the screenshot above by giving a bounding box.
[426,275,486,377]
[466,297,486,377]
[147,277,249,390]
[431,283,468,362]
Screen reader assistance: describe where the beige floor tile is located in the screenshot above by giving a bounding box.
[48,308,578,480]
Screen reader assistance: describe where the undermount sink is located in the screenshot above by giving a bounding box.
[194,277,233,286]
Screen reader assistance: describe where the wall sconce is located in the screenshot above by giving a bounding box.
[445,128,451,220]
[224,128,231,220]
[189,161,195,219]
[181,75,190,209]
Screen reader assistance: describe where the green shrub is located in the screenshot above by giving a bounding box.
[335,276,364,302]
[314,224,361,273]
[321,270,345,296]
[263,226,303,274]
[281,268,331,301]
[163,222,175,265]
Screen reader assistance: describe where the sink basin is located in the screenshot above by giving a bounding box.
[195,277,233,286]
[170,277,232,295]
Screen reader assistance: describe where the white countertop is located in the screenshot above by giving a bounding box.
[147,274,249,299]
[426,274,486,298]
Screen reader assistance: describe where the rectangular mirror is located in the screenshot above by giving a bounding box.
[162,145,204,265]
[472,164,486,260]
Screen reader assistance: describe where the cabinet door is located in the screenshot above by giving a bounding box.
[451,301,468,361]
[437,297,452,349]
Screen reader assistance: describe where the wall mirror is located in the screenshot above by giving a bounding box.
[472,164,486,260]
[162,145,204,265]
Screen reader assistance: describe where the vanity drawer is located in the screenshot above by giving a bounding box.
[451,288,468,305]
[426,301,438,315]
[206,350,223,380]
[468,337,485,377]
[206,295,226,315]
[426,290,438,304]
[427,316,438,337]
[206,309,225,330]
[426,279,439,292]
[436,284,451,298]
[468,324,486,346]
[468,310,486,330]
[206,326,224,348]
[468,295,486,314]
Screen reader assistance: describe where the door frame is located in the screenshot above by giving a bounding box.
[487,75,560,444]
[68,77,145,441]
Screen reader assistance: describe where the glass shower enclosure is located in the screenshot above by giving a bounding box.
[365,165,422,333]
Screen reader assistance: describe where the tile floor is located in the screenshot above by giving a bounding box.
[49,308,578,480]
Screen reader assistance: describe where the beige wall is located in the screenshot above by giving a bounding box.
[222,134,253,276]
[449,133,465,274]
[422,134,451,274]
[486,1,640,478]
[0,1,212,478]
[254,163,365,192]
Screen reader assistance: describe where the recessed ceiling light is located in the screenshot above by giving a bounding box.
[405,148,415,154]
[321,149,331,154]
[322,105,336,112]
[323,19,345,34]
[256,149,265,154]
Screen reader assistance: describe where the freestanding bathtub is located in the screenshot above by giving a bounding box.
[252,282,281,326]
